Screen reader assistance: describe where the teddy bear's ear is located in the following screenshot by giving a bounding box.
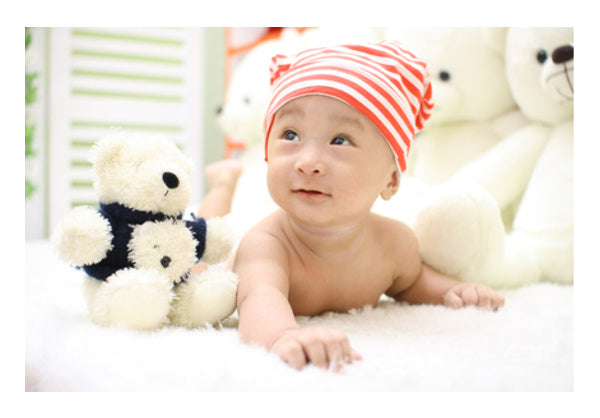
[91,133,129,172]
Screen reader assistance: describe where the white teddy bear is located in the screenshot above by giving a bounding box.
[218,27,383,152]
[372,27,527,223]
[53,133,239,329]
[386,27,526,186]
[413,27,574,288]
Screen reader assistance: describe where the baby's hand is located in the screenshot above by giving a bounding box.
[443,282,505,311]
[270,327,362,371]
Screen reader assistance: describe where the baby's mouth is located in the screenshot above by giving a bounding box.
[294,188,330,198]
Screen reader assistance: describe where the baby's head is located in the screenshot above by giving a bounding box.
[263,41,434,173]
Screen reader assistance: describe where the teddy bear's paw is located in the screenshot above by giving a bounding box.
[86,268,174,330]
[413,183,506,281]
[169,266,239,328]
[52,206,113,266]
[201,217,236,265]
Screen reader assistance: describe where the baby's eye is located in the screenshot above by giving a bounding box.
[331,136,352,146]
[283,130,300,141]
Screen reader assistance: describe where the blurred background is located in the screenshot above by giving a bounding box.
[25,26,575,247]
[24,27,294,240]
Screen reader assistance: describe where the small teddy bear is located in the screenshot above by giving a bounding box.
[53,132,239,330]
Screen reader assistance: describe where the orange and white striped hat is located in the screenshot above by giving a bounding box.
[263,40,434,173]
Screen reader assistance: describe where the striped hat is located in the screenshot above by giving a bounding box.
[263,40,434,172]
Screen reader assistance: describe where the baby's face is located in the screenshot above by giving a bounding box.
[266,95,399,228]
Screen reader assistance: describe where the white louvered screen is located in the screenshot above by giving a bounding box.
[48,28,205,233]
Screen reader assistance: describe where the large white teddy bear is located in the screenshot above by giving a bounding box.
[386,27,525,186]
[413,27,574,288]
[373,27,527,222]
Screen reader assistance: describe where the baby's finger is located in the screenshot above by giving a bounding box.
[338,337,355,364]
[304,341,328,369]
[351,347,363,362]
[477,287,492,309]
[326,344,345,372]
[491,293,506,310]
[460,285,479,306]
[443,290,464,309]
[273,339,307,370]
[328,344,344,363]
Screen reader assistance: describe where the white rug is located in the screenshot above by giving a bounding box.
[25,240,572,391]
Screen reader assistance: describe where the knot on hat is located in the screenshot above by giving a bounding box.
[264,40,434,172]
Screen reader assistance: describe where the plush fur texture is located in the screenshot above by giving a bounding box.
[385,27,526,186]
[129,219,199,284]
[412,27,574,288]
[26,240,572,391]
[52,205,113,266]
[52,133,238,329]
[92,133,193,217]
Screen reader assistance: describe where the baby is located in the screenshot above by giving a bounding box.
[233,41,505,371]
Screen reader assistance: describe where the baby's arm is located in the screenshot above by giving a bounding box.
[397,264,505,310]
[386,223,504,310]
[234,229,359,370]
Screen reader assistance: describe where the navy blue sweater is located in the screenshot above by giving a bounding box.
[82,203,206,281]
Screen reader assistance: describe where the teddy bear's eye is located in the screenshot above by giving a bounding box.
[536,49,548,64]
[243,96,251,105]
[439,70,451,82]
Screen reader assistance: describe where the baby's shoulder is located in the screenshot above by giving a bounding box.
[237,212,289,258]
[370,213,417,245]
[370,214,421,286]
[369,213,420,265]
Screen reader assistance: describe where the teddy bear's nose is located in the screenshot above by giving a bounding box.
[552,45,573,65]
[162,172,179,189]
[160,256,171,268]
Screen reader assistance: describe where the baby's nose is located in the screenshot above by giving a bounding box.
[295,158,323,175]
[295,146,324,175]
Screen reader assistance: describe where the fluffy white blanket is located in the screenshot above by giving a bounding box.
[25,240,572,391]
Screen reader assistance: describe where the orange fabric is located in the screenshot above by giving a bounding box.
[263,41,434,173]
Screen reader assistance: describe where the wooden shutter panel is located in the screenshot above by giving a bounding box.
[48,28,204,232]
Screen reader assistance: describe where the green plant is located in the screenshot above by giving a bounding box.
[25,27,37,199]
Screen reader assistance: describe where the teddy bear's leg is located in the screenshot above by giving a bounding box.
[83,269,174,330]
[169,265,238,328]
[195,159,243,219]
[509,123,574,284]
[412,183,505,281]
[413,182,542,288]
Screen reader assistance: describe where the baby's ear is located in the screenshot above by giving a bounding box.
[380,169,400,201]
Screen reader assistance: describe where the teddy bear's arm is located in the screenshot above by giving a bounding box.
[53,206,114,266]
[451,123,551,209]
[185,216,235,265]
[185,216,207,261]
[202,217,235,264]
